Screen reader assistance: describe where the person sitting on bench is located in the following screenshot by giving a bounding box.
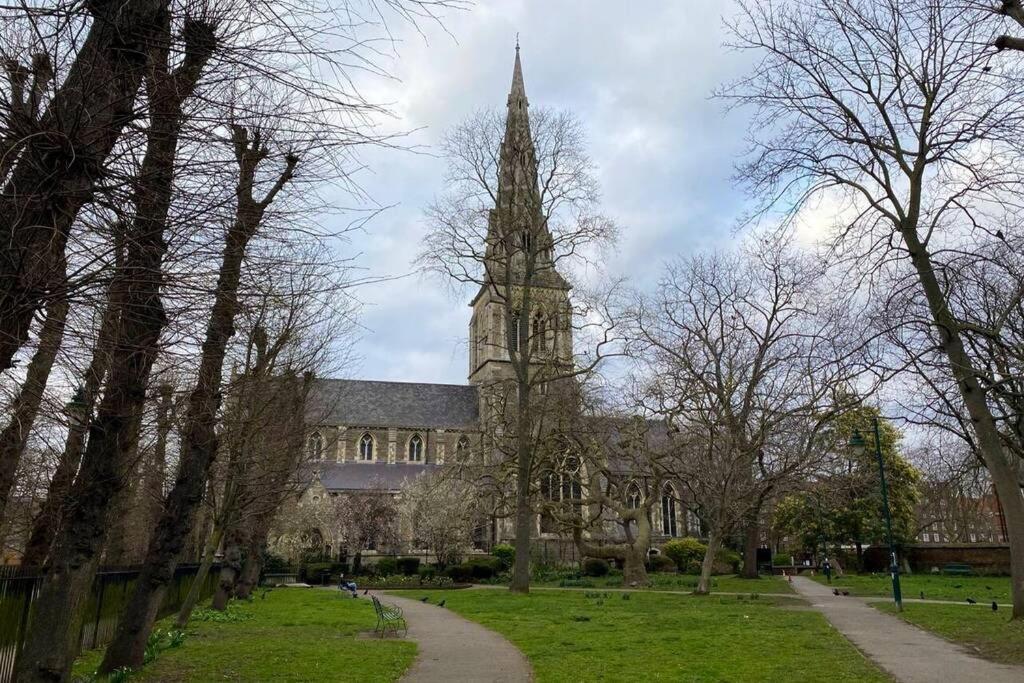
[338,573,358,597]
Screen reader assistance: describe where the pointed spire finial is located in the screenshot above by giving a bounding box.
[516,33,520,51]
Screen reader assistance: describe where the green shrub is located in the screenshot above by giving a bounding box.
[418,565,437,580]
[263,552,292,574]
[374,557,399,576]
[492,543,515,570]
[464,556,502,579]
[662,538,707,572]
[716,549,742,574]
[581,557,610,577]
[647,555,676,573]
[445,564,474,582]
[396,557,421,576]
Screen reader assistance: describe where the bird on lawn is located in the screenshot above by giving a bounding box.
[419,596,430,603]
[966,597,977,605]
[438,600,446,608]
[992,601,998,612]
[363,589,369,595]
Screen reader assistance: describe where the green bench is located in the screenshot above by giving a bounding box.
[941,563,973,576]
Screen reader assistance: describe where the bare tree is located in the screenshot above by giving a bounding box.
[420,51,620,592]
[399,469,481,568]
[722,0,1024,617]
[628,232,862,593]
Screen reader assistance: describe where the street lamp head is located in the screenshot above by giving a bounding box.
[848,429,867,456]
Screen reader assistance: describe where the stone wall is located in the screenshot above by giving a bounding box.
[863,543,1010,574]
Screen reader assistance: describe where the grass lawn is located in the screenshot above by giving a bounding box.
[74,588,416,682]
[532,573,795,594]
[810,573,1012,603]
[874,601,1024,665]
[395,588,887,682]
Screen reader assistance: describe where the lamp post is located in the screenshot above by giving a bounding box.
[849,418,903,611]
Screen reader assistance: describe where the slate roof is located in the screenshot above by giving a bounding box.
[314,462,440,492]
[308,379,480,430]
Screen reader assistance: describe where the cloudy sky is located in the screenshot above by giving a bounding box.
[327,1,759,385]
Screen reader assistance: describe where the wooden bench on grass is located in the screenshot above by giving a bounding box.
[371,595,408,637]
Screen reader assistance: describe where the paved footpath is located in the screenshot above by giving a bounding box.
[373,591,533,683]
[790,576,1024,683]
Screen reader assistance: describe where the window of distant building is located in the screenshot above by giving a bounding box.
[661,484,679,537]
[307,432,324,461]
[626,482,642,509]
[408,434,424,462]
[359,433,374,461]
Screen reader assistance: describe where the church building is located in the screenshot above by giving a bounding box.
[300,48,693,555]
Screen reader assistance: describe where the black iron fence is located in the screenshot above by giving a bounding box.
[0,563,218,683]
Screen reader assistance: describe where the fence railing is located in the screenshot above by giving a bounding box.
[0,563,219,683]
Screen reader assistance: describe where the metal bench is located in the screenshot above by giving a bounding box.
[942,563,973,576]
[371,595,407,637]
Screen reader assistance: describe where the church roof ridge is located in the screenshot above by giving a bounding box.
[317,377,472,389]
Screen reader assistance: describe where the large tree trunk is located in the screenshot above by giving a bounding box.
[741,511,760,579]
[902,224,1024,619]
[0,0,169,371]
[22,240,123,567]
[695,530,722,595]
[12,18,211,680]
[99,124,295,672]
[211,523,246,611]
[234,539,264,600]
[0,286,67,523]
[510,385,533,593]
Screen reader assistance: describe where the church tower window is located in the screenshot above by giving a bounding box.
[456,435,470,463]
[359,433,374,461]
[408,434,424,462]
[509,312,521,353]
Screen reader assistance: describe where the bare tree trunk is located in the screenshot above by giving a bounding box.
[211,523,246,610]
[0,285,67,523]
[0,0,169,371]
[234,539,264,600]
[99,126,295,672]
[13,18,213,680]
[741,510,761,579]
[695,530,722,595]
[510,386,533,593]
[174,526,224,628]
[22,240,123,567]
[902,225,1024,618]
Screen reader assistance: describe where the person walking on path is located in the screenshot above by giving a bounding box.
[822,559,833,584]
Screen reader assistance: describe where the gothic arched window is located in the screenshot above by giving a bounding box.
[307,432,324,461]
[661,484,679,537]
[531,312,547,353]
[509,312,521,353]
[456,435,470,463]
[359,433,374,461]
[626,482,642,509]
[408,434,423,462]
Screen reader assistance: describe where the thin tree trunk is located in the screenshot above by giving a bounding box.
[900,224,1024,618]
[99,126,296,672]
[234,538,264,600]
[0,0,169,371]
[0,285,68,523]
[175,525,224,628]
[695,529,722,595]
[13,18,213,680]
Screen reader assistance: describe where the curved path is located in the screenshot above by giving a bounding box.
[372,591,532,683]
[791,576,1024,683]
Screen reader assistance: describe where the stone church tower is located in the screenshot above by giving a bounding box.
[467,47,573,395]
